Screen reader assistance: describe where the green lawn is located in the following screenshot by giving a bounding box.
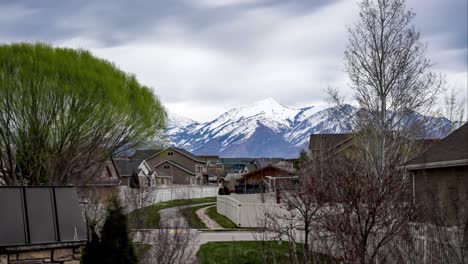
[197,241,332,264]
[180,204,211,229]
[128,197,216,229]
[205,205,238,228]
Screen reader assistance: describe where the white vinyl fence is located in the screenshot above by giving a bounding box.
[217,193,288,227]
[217,193,467,263]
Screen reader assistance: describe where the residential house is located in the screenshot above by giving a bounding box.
[406,122,468,225]
[238,164,295,193]
[145,147,207,185]
[308,133,355,158]
[114,159,169,187]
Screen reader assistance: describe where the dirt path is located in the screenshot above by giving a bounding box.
[196,205,222,229]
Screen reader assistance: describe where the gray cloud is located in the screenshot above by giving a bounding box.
[0,0,466,121]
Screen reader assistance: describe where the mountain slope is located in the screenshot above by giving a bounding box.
[164,98,453,158]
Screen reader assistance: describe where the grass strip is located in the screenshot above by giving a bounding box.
[128,197,216,229]
[197,241,332,264]
[205,205,238,228]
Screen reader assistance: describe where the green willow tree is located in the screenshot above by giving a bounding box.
[0,43,166,185]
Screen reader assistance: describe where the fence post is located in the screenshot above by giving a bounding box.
[423,224,428,264]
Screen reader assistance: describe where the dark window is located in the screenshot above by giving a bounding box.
[168,151,174,156]
[164,165,170,169]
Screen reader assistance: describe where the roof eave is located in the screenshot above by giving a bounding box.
[405,159,468,171]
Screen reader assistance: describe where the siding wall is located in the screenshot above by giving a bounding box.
[413,165,468,225]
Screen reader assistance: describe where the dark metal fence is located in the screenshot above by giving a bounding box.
[0,186,87,247]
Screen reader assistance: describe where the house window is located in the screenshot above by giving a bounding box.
[168,151,174,156]
[164,165,170,169]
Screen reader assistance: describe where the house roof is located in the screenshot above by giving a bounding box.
[145,147,206,163]
[406,122,468,170]
[242,164,295,179]
[254,158,284,168]
[153,160,196,175]
[114,159,143,176]
[309,133,353,152]
[131,149,161,160]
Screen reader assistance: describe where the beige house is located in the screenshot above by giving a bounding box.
[145,147,207,185]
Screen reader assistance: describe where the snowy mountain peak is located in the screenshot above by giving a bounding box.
[222,97,299,123]
[168,112,198,127]
[163,100,452,158]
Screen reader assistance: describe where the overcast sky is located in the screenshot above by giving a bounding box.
[1,0,466,122]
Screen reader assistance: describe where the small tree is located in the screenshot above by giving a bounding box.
[89,196,138,264]
[293,149,309,171]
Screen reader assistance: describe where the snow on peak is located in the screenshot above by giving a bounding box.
[219,97,299,123]
[168,112,198,127]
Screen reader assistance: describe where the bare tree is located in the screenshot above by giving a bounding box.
[137,219,199,264]
[123,185,158,230]
[318,0,443,262]
[439,87,467,133]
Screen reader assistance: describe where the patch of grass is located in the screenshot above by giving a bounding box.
[205,205,238,228]
[128,197,216,229]
[180,204,210,229]
[197,241,332,264]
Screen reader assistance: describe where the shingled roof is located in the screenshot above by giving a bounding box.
[114,159,143,176]
[406,122,468,170]
[309,133,353,152]
[131,149,161,160]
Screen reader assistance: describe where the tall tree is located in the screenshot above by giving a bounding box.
[320,0,443,262]
[0,43,166,185]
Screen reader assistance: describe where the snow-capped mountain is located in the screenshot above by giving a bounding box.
[164,98,453,158]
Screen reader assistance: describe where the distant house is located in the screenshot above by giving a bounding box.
[406,123,468,225]
[309,133,437,161]
[145,147,207,185]
[114,159,169,187]
[238,164,295,193]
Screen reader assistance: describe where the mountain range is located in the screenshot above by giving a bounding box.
[163,98,452,158]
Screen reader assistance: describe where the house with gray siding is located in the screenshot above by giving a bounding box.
[145,147,207,185]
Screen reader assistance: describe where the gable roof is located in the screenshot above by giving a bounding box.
[145,147,206,163]
[254,158,284,168]
[131,149,161,160]
[406,122,468,170]
[153,160,196,175]
[309,133,353,152]
[114,159,143,176]
[242,164,294,179]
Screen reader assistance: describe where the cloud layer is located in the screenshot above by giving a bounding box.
[1,0,466,121]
